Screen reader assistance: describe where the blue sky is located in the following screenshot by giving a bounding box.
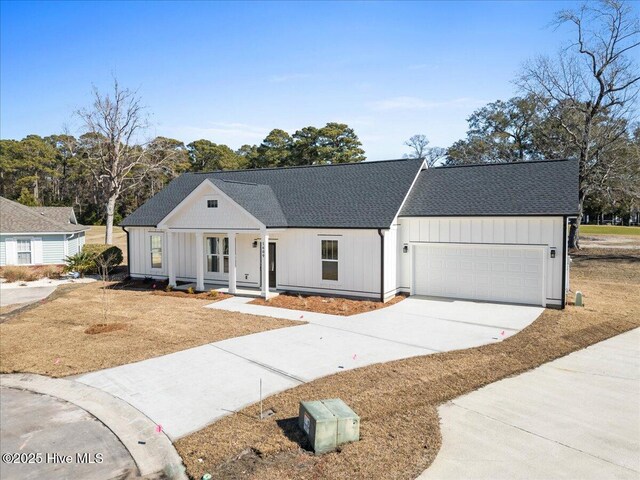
[1,0,586,160]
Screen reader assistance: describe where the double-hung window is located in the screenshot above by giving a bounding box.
[17,239,32,265]
[207,237,229,274]
[321,239,338,281]
[150,234,163,269]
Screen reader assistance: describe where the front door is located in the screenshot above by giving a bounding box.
[269,242,277,288]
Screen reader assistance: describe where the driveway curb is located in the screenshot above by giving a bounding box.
[0,373,187,480]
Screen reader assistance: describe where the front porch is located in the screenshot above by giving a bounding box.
[163,229,280,299]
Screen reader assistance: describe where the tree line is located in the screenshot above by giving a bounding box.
[1,0,637,247]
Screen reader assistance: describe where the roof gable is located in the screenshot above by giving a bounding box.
[400,159,579,217]
[122,158,425,229]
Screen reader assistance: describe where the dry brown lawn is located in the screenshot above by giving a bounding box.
[0,282,302,377]
[251,294,405,316]
[176,248,640,480]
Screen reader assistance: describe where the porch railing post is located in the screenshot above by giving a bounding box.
[228,231,237,294]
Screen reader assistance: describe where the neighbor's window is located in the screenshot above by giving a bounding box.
[17,239,32,265]
[207,199,218,208]
[207,237,229,274]
[150,234,163,269]
[321,239,338,281]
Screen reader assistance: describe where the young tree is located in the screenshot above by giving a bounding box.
[517,0,640,247]
[76,80,172,244]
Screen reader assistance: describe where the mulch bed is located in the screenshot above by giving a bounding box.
[250,293,406,316]
[175,248,640,480]
[110,278,232,302]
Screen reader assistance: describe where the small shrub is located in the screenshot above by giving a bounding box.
[165,284,173,292]
[0,266,39,282]
[64,251,95,277]
[82,244,123,272]
[209,289,218,298]
[187,286,195,294]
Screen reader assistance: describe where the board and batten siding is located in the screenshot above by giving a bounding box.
[396,216,566,306]
[160,182,262,231]
[127,227,261,286]
[276,229,381,299]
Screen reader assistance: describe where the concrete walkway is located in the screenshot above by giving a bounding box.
[77,296,542,440]
[418,328,640,480]
[0,278,94,307]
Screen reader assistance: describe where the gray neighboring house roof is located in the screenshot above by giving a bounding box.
[0,197,87,234]
[400,159,579,217]
[121,158,426,229]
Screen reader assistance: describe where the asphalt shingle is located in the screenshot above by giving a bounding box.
[400,159,579,217]
[0,197,87,234]
[121,158,425,228]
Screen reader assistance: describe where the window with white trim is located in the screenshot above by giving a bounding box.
[17,239,32,265]
[207,237,229,273]
[321,239,338,281]
[207,199,218,208]
[150,234,163,269]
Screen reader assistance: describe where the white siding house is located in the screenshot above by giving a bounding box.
[121,159,578,308]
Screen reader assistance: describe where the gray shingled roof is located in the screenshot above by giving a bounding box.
[0,197,87,234]
[121,158,425,228]
[30,206,77,226]
[400,159,579,217]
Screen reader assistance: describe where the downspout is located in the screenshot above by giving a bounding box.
[378,228,385,302]
[122,226,131,278]
[561,216,568,309]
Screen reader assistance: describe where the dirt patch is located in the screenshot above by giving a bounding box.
[0,282,303,377]
[84,322,129,334]
[251,294,405,316]
[176,249,640,480]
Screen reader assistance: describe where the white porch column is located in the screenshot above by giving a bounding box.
[195,232,205,291]
[261,231,269,298]
[167,230,176,287]
[228,232,237,294]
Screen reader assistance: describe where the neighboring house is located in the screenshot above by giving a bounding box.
[0,196,88,266]
[121,158,578,308]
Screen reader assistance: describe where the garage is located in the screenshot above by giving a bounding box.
[412,243,546,307]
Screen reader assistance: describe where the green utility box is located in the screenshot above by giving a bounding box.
[298,398,360,454]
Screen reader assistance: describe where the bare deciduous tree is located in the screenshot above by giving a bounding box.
[76,79,169,244]
[517,0,640,248]
[404,134,446,167]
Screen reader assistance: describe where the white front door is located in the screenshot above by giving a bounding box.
[412,243,546,306]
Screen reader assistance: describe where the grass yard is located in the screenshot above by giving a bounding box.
[0,282,303,377]
[176,248,640,480]
[580,225,640,236]
[85,225,129,263]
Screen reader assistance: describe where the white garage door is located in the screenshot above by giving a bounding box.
[413,243,546,306]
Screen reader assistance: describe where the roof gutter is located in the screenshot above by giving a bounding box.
[378,228,385,302]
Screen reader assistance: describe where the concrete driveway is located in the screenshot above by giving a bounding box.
[418,328,640,480]
[77,296,542,439]
[0,387,136,480]
[0,286,56,308]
